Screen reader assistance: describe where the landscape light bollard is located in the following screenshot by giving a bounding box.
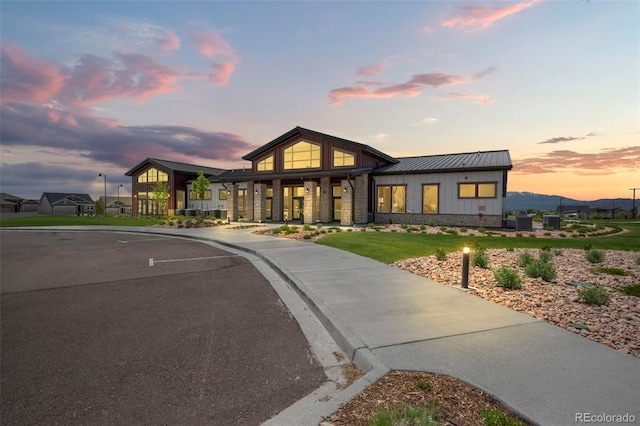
[461,247,470,289]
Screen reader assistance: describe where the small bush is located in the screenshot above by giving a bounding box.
[428,220,436,227]
[370,404,439,426]
[538,249,554,264]
[515,233,523,238]
[635,255,640,265]
[493,266,522,290]
[524,260,557,282]
[401,224,409,230]
[617,284,640,298]
[477,226,486,233]
[416,380,432,391]
[459,227,467,233]
[518,251,535,267]
[303,224,312,231]
[585,249,605,264]
[583,243,593,251]
[472,249,489,269]
[302,234,312,240]
[368,223,375,229]
[434,248,447,261]
[593,267,629,276]
[578,286,611,305]
[553,249,563,256]
[481,409,523,426]
[419,224,426,230]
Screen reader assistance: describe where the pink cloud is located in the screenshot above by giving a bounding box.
[209,61,236,86]
[0,42,67,103]
[357,61,389,77]
[436,92,495,105]
[61,52,181,105]
[155,29,181,52]
[442,0,540,31]
[191,31,235,58]
[329,68,494,105]
[513,146,640,174]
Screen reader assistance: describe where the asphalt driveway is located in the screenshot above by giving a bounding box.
[1,231,326,425]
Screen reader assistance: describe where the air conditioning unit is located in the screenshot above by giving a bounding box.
[543,215,561,231]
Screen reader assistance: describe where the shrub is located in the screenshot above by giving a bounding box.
[578,286,611,306]
[303,224,312,231]
[428,220,436,227]
[368,223,375,229]
[370,404,439,426]
[401,224,409,229]
[416,380,432,391]
[617,284,640,298]
[553,249,563,256]
[434,248,447,261]
[518,251,534,267]
[538,249,554,264]
[593,267,629,276]
[477,226,486,233]
[515,233,523,238]
[472,249,489,268]
[481,409,523,426]
[583,243,593,251]
[524,260,557,282]
[302,234,312,240]
[420,224,426,230]
[585,249,605,264]
[459,227,467,233]
[493,266,522,290]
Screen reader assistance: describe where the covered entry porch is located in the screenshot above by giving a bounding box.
[224,170,370,226]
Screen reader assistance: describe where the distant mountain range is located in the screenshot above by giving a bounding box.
[506,192,635,212]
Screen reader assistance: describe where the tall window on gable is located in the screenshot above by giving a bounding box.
[137,167,168,183]
[458,182,497,199]
[377,185,406,213]
[422,184,439,213]
[256,155,274,172]
[283,141,321,170]
[332,149,355,167]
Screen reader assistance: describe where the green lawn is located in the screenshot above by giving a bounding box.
[316,220,640,264]
[0,215,164,227]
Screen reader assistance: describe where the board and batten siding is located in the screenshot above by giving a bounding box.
[373,170,506,216]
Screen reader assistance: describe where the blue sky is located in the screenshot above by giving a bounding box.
[1,0,638,201]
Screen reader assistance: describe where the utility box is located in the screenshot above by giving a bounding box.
[516,214,533,231]
[543,215,561,230]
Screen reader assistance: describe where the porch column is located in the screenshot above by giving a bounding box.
[303,181,317,224]
[354,173,368,224]
[246,181,255,221]
[254,183,267,222]
[340,179,354,226]
[227,184,239,221]
[272,179,282,221]
[320,177,332,223]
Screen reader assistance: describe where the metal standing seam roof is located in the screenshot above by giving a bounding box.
[241,126,398,164]
[125,158,228,177]
[373,150,512,175]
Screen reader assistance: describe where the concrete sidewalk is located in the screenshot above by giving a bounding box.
[6,225,640,425]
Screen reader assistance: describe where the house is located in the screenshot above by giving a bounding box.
[1,193,24,213]
[125,158,227,216]
[38,193,95,216]
[98,196,133,215]
[127,127,513,227]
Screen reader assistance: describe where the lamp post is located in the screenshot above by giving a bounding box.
[98,173,107,216]
[118,184,123,215]
[461,247,470,289]
[630,188,639,220]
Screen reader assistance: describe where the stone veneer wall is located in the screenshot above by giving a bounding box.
[320,177,332,223]
[245,181,254,221]
[254,183,267,222]
[354,174,368,224]
[227,184,239,221]
[272,179,282,221]
[374,213,503,228]
[340,179,353,226]
[303,181,318,224]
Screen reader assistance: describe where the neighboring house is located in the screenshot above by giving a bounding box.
[125,158,227,216]
[555,205,591,220]
[98,196,133,215]
[128,127,513,226]
[38,193,95,216]
[1,193,24,213]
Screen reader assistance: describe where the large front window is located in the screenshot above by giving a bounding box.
[377,185,406,213]
[283,141,321,170]
[332,149,355,168]
[422,184,439,213]
[137,167,168,183]
[189,190,212,200]
[256,155,274,172]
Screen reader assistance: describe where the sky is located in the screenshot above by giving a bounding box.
[1,0,638,202]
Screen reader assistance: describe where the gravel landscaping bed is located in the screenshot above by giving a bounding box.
[393,248,640,358]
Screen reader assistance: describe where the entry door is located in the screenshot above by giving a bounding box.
[292,197,304,220]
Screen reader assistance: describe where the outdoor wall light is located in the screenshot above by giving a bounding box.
[255,189,258,194]
[343,186,347,193]
[461,247,471,289]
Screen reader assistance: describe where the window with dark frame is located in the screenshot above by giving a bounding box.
[377,185,406,213]
[458,182,497,199]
